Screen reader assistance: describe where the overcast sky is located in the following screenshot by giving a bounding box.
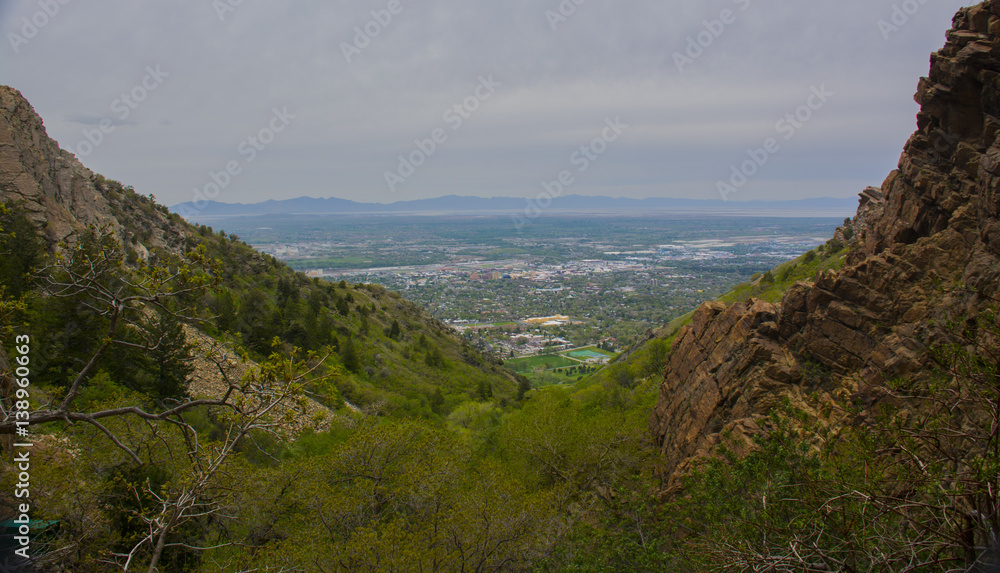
[0,0,978,207]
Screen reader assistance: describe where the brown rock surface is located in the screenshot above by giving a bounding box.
[0,85,184,253]
[0,86,336,435]
[651,0,1000,489]
[181,326,336,435]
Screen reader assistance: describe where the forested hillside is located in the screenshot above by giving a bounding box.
[0,173,666,572]
[0,82,677,573]
[5,0,1000,570]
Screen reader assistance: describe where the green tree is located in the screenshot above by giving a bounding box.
[213,288,238,333]
[239,420,561,572]
[276,276,297,312]
[430,387,445,414]
[239,289,273,355]
[639,337,670,379]
[477,379,493,400]
[340,336,361,373]
[104,311,194,404]
[387,319,402,341]
[777,264,795,282]
[607,363,637,389]
[0,203,44,298]
[359,313,370,335]
[144,312,195,402]
[336,296,350,316]
[425,346,445,368]
[517,375,532,400]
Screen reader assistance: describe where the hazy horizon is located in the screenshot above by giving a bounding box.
[171,192,860,207]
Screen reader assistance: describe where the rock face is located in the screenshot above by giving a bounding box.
[0,86,338,432]
[0,85,183,253]
[651,0,1000,489]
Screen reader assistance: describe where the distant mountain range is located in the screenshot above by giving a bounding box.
[171,194,860,220]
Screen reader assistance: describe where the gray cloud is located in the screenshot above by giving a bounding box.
[0,0,977,206]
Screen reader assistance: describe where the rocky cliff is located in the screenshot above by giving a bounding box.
[0,85,184,254]
[0,86,344,430]
[651,0,1000,489]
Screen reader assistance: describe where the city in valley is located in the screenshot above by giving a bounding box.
[204,213,843,383]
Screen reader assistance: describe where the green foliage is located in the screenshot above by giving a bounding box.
[0,202,44,298]
[637,337,671,378]
[430,386,445,414]
[103,464,202,572]
[476,378,493,400]
[340,336,361,373]
[424,346,445,368]
[517,374,532,400]
[605,362,637,389]
[104,311,194,403]
[777,263,795,282]
[188,375,667,572]
[224,419,561,572]
[498,383,652,492]
[719,242,847,304]
[544,489,681,572]
[386,318,402,340]
[1,182,865,572]
[825,237,844,253]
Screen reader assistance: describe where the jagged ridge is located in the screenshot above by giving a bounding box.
[651,0,1000,489]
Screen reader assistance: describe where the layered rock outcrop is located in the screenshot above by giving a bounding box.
[0,85,183,253]
[652,0,1000,488]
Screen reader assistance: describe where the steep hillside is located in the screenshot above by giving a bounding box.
[651,1,1000,489]
[0,88,656,573]
[0,85,525,421]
